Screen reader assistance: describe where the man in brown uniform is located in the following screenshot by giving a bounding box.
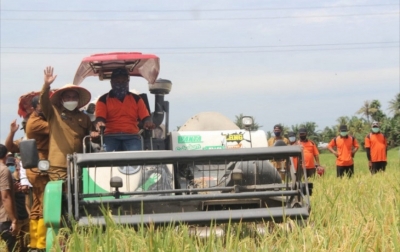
[0,144,19,252]
[268,124,289,181]
[40,66,93,181]
[5,92,51,250]
[25,95,50,251]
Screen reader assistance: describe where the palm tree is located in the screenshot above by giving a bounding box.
[290,124,300,134]
[356,100,378,123]
[388,93,400,116]
[370,100,386,122]
[320,126,336,143]
[348,116,366,135]
[336,116,350,127]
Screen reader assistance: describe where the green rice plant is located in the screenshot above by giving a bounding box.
[55,150,400,251]
[1,150,398,251]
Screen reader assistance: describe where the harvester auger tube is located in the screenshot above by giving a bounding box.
[149,78,172,127]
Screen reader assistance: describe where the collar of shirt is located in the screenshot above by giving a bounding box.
[109,90,130,98]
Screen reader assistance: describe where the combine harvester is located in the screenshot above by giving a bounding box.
[20,52,312,250]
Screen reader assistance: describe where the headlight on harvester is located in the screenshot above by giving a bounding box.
[231,168,243,182]
[241,116,253,129]
[118,165,141,175]
[38,160,50,172]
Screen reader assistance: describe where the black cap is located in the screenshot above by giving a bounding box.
[273,124,283,130]
[299,128,307,134]
[31,95,40,109]
[339,125,348,131]
[288,131,296,137]
[6,156,15,166]
[111,68,129,78]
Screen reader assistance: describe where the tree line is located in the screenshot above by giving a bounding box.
[235,93,400,149]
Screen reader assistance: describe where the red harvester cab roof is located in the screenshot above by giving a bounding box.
[73,52,160,85]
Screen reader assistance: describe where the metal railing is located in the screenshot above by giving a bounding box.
[82,133,145,153]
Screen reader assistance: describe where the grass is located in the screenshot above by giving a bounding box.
[2,149,399,251]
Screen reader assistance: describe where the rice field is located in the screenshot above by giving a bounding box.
[2,149,399,251]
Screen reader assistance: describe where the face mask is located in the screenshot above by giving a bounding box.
[340,132,348,137]
[274,132,281,137]
[289,137,296,143]
[299,135,307,141]
[8,165,15,173]
[372,128,380,133]
[63,101,78,111]
[111,82,129,100]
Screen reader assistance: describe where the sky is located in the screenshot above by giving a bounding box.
[1,0,399,142]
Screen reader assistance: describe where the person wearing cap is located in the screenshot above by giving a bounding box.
[298,128,320,178]
[0,144,19,252]
[327,125,359,178]
[40,66,94,181]
[25,95,51,251]
[365,121,387,174]
[3,122,34,248]
[94,68,155,151]
[5,155,30,252]
[4,120,33,197]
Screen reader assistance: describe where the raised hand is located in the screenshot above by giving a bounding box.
[44,66,57,88]
[10,119,19,133]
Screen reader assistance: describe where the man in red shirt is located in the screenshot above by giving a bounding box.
[365,121,387,174]
[327,125,359,178]
[95,68,155,151]
[298,128,320,178]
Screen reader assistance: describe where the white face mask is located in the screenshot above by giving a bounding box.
[63,101,78,111]
[289,137,296,143]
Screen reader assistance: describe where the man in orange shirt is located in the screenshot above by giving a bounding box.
[365,121,387,174]
[327,125,359,178]
[95,68,155,151]
[298,128,320,178]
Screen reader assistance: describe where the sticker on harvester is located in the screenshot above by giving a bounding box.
[171,130,268,151]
